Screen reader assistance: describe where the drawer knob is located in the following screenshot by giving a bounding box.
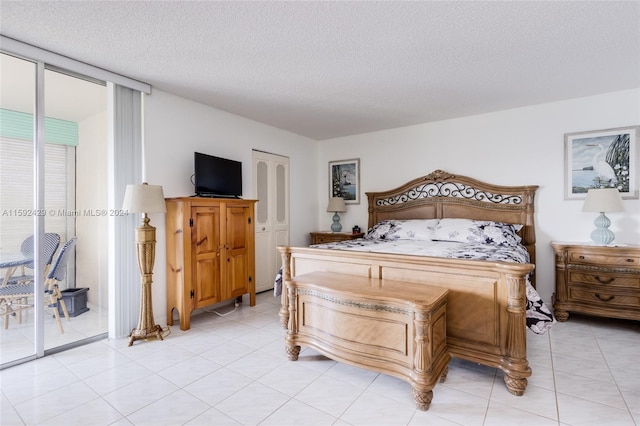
[578,255,585,260]
[626,258,634,263]
[595,276,615,284]
[595,293,615,302]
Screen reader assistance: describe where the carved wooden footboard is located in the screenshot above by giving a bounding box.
[279,169,539,395]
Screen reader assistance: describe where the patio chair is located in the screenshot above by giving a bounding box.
[45,237,78,333]
[0,237,77,333]
[5,233,61,285]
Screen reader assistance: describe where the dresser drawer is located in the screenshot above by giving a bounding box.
[567,285,640,309]
[315,235,339,244]
[568,271,640,289]
[568,250,639,268]
[310,232,365,245]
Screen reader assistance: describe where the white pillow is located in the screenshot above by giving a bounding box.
[433,218,523,247]
[364,219,440,241]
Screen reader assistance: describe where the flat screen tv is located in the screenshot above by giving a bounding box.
[194,152,243,198]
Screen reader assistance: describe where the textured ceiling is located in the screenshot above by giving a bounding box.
[1,1,639,140]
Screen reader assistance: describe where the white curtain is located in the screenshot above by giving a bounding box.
[108,83,143,338]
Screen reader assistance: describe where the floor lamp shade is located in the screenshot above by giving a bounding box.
[122,183,167,214]
[327,197,347,232]
[582,188,624,245]
[122,182,166,346]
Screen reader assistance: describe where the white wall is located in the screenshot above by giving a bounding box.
[316,89,640,304]
[143,90,318,325]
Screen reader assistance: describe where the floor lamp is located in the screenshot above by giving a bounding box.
[122,182,166,346]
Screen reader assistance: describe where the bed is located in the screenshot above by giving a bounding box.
[276,169,554,396]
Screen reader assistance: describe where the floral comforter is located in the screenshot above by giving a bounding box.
[273,238,555,334]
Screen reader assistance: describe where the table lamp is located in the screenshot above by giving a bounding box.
[582,188,624,245]
[327,197,347,232]
[122,182,166,346]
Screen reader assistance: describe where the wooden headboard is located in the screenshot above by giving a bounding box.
[366,169,539,277]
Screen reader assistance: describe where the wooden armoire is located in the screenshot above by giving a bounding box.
[165,197,257,330]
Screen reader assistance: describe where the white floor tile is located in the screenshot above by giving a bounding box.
[554,369,627,409]
[294,374,364,417]
[102,374,178,416]
[126,389,210,426]
[225,350,285,380]
[184,407,242,425]
[484,401,559,426]
[366,373,415,406]
[199,340,255,366]
[490,382,558,421]
[556,392,636,426]
[156,355,222,388]
[427,386,490,425]
[324,361,379,389]
[14,380,98,425]
[258,362,323,397]
[215,381,289,425]
[261,398,338,425]
[82,360,154,396]
[438,362,496,399]
[183,367,252,406]
[0,391,25,426]
[37,396,124,426]
[341,389,417,426]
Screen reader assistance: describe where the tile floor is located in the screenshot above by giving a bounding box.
[0,300,109,365]
[1,291,638,426]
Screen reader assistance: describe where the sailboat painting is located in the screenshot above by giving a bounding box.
[565,126,638,200]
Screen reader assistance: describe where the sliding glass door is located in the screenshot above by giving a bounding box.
[0,53,108,366]
[0,54,37,363]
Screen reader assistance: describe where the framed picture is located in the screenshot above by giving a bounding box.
[564,126,639,200]
[329,158,360,204]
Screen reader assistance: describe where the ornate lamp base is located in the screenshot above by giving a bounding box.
[330,212,343,232]
[590,212,615,245]
[129,324,164,346]
[128,215,164,346]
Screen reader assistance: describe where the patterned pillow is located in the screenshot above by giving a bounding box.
[364,220,397,240]
[433,218,523,247]
[364,219,440,241]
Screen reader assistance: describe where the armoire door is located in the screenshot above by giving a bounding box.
[191,205,222,308]
[253,150,290,293]
[225,204,252,299]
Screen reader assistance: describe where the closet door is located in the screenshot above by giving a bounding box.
[253,151,289,293]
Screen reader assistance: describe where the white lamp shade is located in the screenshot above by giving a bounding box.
[582,188,624,213]
[327,197,347,212]
[122,183,167,214]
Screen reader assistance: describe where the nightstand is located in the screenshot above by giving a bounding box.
[551,242,640,322]
[310,231,365,245]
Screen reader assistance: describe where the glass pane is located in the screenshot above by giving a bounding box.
[43,68,107,350]
[0,53,36,364]
[257,161,268,223]
[276,164,286,222]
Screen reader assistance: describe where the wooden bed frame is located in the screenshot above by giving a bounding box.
[278,169,539,396]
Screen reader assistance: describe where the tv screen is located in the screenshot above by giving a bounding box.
[194,152,242,198]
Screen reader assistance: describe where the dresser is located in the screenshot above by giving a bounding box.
[551,242,640,322]
[165,197,257,330]
[310,231,365,245]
